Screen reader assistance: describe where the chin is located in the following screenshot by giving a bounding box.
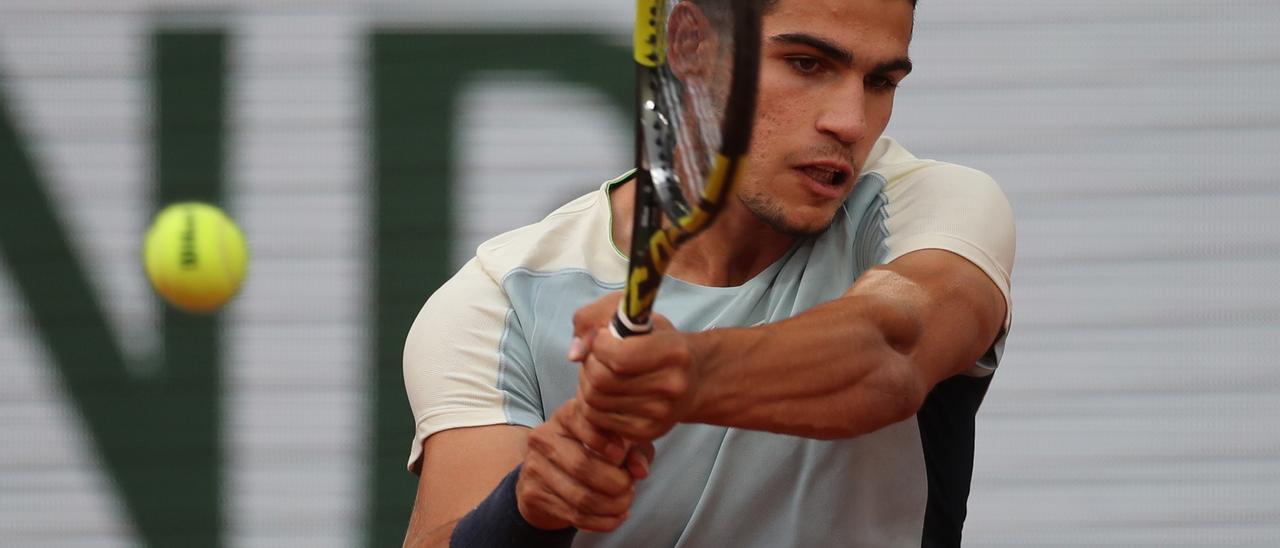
[739,192,839,237]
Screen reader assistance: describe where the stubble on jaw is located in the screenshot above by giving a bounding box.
[737,189,838,238]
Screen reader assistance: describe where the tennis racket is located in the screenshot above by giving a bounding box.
[612,0,763,338]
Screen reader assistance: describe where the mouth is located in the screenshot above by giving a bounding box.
[797,162,853,193]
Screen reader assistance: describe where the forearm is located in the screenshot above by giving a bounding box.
[404,518,459,548]
[684,293,925,439]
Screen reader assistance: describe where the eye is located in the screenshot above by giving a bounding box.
[785,56,823,75]
[866,75,900,92]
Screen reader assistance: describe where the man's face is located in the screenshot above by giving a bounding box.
[737,0,915,236]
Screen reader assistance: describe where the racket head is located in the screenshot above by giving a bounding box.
[616,0,762,336]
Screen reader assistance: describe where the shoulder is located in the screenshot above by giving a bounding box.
[412,173,630,333]
[864,136,1010,208]
[470,175,629,287]
[861,137,1014,243]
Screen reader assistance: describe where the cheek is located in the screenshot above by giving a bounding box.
[741,122,774,193]
[871,94,896,129]
[746,96,782,158]
[748,85,806,165]
[754,63,809,131]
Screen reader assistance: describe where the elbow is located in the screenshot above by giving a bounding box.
[885,359,928,424]
[834,350,928,439]
[871,354,928,429]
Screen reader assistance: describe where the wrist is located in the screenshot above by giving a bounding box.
[683,329,719,424]
[450,464,576,547]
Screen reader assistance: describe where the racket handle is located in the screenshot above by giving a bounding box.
[606,303,646,469]
[610,300,653,339]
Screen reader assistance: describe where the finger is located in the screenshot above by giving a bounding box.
[560,398,626,463]
[624,441,655,480]
[574,510,631,533]
[568,328,598,363]
[570,293,625,360]
[578,371,670,425]
[635,440,656,467]
[538,448,636,517]
[581,360,689,401]
[517,452,584,529]
[581,407,660,441]
[579,353,627,396]
[580,384,670,419]
[590,328,691,377]
[521,452,632,533]
[535,424,634,498]
[517,487,579,531]
[582,328,600,360]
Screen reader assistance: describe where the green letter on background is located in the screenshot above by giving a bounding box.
[369,31,629,546]
[1,26,633,548]
[0,31,227,546]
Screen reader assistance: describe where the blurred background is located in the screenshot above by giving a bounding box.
[1,0,1278,546]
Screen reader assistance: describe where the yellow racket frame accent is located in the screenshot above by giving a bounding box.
[634,0,668,67]
[676,154,732,233]
[623,152,746,322]
[617,0,760,335]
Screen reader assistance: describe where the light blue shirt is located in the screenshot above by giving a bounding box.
[404,137,1016,546]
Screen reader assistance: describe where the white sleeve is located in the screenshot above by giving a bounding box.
[401,258,542,473]
[882,163,1016,372]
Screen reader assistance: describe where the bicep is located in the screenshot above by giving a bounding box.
[404,258,544,473]
[847,249,1006,384]
[405,425,530,547]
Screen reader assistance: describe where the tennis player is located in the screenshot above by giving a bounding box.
[402,0,1014,546]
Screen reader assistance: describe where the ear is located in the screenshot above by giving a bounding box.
[666,2,720,82]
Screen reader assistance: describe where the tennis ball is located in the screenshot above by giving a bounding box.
[143,202,248,313]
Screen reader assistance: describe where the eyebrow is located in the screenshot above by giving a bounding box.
[770,32,914,75]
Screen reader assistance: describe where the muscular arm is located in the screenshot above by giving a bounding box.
[684,249,1007,439]
[403,425,528,548]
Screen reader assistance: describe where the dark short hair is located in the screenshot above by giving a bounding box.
[684,0,916,44]
[754,0,917,9]
[691,0,916,20]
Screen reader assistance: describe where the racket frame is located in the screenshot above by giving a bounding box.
[614,0,762,337]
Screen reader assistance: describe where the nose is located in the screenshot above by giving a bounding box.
[814,84,867,145]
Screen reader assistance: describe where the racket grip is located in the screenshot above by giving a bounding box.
[603,302,650,473]
[609,300,652,339]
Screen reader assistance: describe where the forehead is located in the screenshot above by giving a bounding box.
[764,0,914,58]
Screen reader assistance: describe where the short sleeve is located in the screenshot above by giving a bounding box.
[881,164,1016,373]
[402,258,544,473]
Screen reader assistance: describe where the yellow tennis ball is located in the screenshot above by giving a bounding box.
[143,202,248,313]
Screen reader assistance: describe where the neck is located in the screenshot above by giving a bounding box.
[610,180,798,287]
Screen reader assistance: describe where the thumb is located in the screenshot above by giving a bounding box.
[569,292,624,361]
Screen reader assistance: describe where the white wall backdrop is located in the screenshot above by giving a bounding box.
[1,0,1278,546]
[897,3,1280,546]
